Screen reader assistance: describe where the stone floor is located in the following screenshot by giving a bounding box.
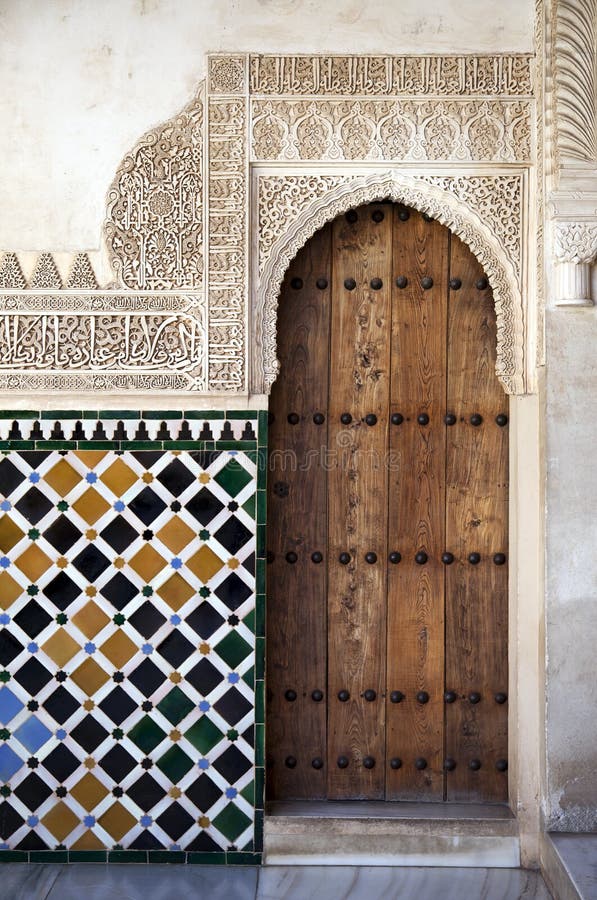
[2,863,552,899]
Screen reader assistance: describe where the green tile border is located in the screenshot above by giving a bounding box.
[0,849,263,865]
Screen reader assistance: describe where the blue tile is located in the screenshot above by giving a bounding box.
[0,688,24,724]
[0,743,24,780]
[13,716,52,753]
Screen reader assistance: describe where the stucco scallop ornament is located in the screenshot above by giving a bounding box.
[255,170,525,395]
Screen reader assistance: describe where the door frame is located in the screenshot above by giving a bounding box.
[253,174,544,867]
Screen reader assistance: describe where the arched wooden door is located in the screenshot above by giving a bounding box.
[266,203,508,803]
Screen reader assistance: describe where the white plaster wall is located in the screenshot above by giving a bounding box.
[545,300,597,831]
[0,0,534,250]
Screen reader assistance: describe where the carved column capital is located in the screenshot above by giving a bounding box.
[553,221,597,306]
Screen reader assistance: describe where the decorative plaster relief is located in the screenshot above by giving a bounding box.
[553,0,597,167]
[249,54,533,96]
[0,253,99,290]
[251,99,532,163]
[105,86,205,291]
[553,221,597,305]
[255,171,525,397]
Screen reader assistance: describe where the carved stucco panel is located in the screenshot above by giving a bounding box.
[255,171,524,396]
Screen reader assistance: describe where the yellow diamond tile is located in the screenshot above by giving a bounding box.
[71,830,105,850]
[70,773,109,811]
[100,458,138,496]
[0,572,22,609]
[186,546,224,583]
[44,459,81,497]
[42,629,80,666]
[71,658,110,696]
[72,601,110,639]
[98,803,136,841]
[72,488,111,525]
[156,517,196,553]
[41,801,80,842]
[15,545,52,581]
[157,573,194,611]
[129,545,166,581]
[100,631,137,668]
[0,516,24,553]
[73,450,107,469]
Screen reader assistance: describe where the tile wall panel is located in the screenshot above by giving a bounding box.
[0,411,266,864]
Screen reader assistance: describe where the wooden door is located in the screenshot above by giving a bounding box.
[266,203,509,803]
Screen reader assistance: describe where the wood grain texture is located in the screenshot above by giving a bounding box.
[327,205,391,799]
[385,210,449,800]
[266,225,332,799]
[445,235,509,802]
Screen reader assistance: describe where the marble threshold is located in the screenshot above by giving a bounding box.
[541,833,597,900]
[264,801,520,868]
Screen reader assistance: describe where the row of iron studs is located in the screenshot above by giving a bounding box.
[279,755,508,772]
[268,551,507,565]
[272,412,508,426]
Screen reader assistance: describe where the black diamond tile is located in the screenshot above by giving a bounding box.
[186,658,224,696]
[128,488,167,526]
[130,830,165,850]
[214,687,252,726]
[99,516,138,554]
[71,545,110,582]
[215,573,252,611]
[128,602,167,639]
[70,715,109,753]
[14,773,53,811]
[17,452,52,470]
[0,630,23,666]
[99,686,137,725]
[15,831,48,850]
[243,552,255,577]
[13,658,52,695]
[13,601,52,639]
[0,458,25,497]
[43,686,79,724]
[212,745,252,783]
[156,631,195,668]
[43,571,81,610]
[128,659,166,697]
[157,460,195,497]
[186,831,222,852]
[14,487,53,524]
[184,488,224,526]
[131,451,165,470]
[185,604,225,639]
[242,725,254,748]
[100,744,137,782]
[126,773,166,812]
[43,744,80,782]
[214,517,252,555]
[186,774,223,813]
[100,573,138,610]
[0,802,24,839]
[189,451,220,470]
[155,801,194,841]
[42,516,82,554]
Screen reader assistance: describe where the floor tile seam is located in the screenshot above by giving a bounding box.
[40,864,63,900]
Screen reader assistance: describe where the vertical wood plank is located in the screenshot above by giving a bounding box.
[327,204,392,799]
[266,225,331,799]
[385,208,448,800]
[445,235,509,802]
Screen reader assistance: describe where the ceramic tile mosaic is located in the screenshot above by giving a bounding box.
[0,412,266,864]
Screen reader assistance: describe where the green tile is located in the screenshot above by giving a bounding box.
[0,411,39,419]
[184,411,225,420]
[254,809,264,851]
[0,851,29,861]
[243,608,255,633]
[148,851,187,864]
[240,778,254,806]
[255,679,265,724]
[187,851,226,864]
[142,411,183,419]
[227,851,261,865]
[215,631,252,668]
[256,563,266,595]
[108,850,147,863]
[156,686,194,725]
[255,637,265,679]
[255,766,265,809]
[212,803,252,842]
[162,442,201,451]
[242,666,254,689]
[40,410,82,419]
[99,410,140,419]
[37,441,76,450]
[5,442,35,450]
[257,447,268,480]
[184,717,224,754]
[215,459,254,497]
[75,441,116,450]
[121,441,161,450]
[128,716,166,754]
[29,850,68,862]
[156,744,194,782]
[255,595,265,638]
[244,450,257,464]
[214,441,256,451]
[255,724,265,767]
[258,409,268,446]
[226,411,256,420]
[242,494,256,518]
[256,490,267,525]
[256,524,265,559]
[82,411,99,419]
[68,851,108,862]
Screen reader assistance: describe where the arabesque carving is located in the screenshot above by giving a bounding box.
[553,0,597,166]
[553,221,597,262]
[255,172,525,396]
[0,253,26,289]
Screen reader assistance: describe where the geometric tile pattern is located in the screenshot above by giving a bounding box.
[0,412,266,864]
